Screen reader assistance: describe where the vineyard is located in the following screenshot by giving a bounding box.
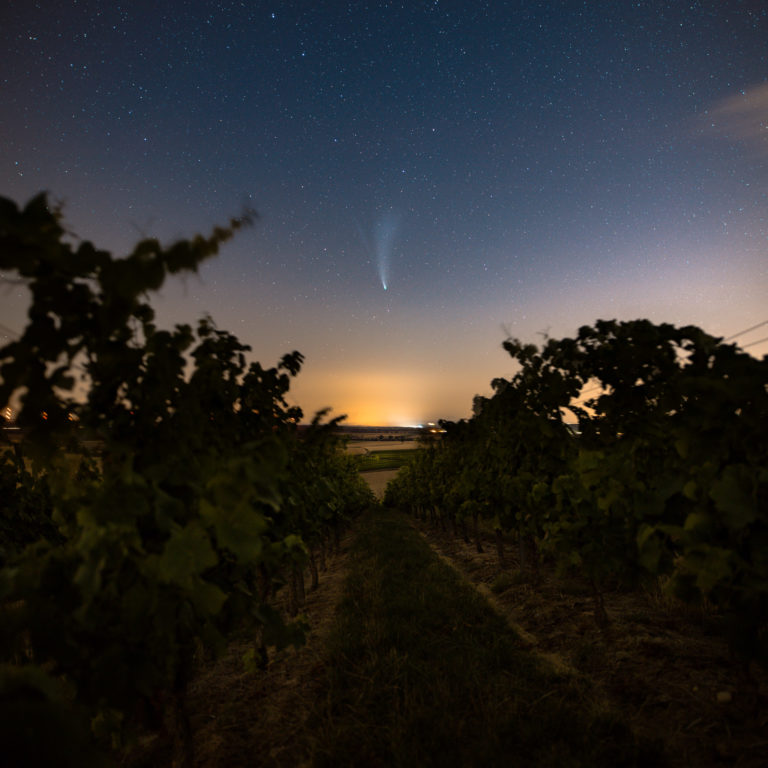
[1,192,767,766]
[354,447,418,472]
[0,195,376,767]
[383,319,768,764]
[386,321,768,666]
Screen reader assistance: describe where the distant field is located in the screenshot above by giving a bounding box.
[354,448,418,472]
[345,440,417,455]
[360,468,400,498]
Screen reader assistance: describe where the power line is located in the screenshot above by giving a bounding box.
[565,324,768,406]
[741,335,768,350]
[723,320,768,342]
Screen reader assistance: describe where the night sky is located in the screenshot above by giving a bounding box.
[2,1,767,425]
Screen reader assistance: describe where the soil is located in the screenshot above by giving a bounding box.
[125,511,767,767]
[410,516,768,768]
[360,467,400,498]
[185,537,353,768]
[120,534,354,768]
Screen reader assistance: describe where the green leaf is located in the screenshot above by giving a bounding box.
[682,480,697,501]
[190,580,227,615]
[683,512,709,533]
[199,497,267,564]
[687,546,733,595]
[674,437,689,459]
[709,465,757,530]
[283,534,308,555]
[154,522,217,586]
[73,551,107,605]
[637,534,663,573]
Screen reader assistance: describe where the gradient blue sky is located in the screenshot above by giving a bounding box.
[2,1,767,424]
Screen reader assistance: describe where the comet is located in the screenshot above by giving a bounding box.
[374,210,400,292]
[356,210,400,292]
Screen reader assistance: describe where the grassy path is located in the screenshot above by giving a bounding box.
[308,509,661,767]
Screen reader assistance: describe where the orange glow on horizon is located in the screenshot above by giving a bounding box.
[290,368,434,426]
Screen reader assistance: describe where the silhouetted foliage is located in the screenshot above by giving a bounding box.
[0,193,374,765]
[387,319,768,663]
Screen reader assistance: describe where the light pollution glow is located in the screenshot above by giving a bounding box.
[290,368,431,427]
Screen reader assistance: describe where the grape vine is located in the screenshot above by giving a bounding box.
[387,319,768,661]
[0,193,374,766]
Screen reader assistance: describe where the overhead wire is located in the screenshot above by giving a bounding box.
[740,335,768,350]
[723,319,768,342]
[563,321,768,410]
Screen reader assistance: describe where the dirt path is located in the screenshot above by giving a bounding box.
[121,512,766,767]
[182,535,354,768]
[360,467,400,498]
[409,516,768,768]
[305,509,663,766]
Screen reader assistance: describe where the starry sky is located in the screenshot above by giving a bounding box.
[2,1,767,425]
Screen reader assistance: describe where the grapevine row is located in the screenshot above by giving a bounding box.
[386,319,768,663]
[0,193,375,766]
